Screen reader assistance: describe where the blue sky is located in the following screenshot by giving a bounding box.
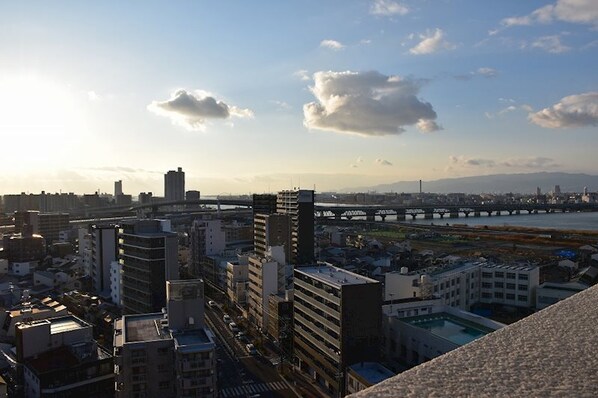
[0,0,596,195]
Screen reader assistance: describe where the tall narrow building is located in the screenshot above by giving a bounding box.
[91,224,118,296]
[119,220,179,314]
[276,190,315,265]
[164,167,185,201]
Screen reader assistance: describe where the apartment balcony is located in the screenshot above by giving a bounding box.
[351,284,598,397]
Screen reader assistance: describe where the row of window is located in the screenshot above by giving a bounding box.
[482,271,529,280]
[481,282,528,290]
[481,292,528,301]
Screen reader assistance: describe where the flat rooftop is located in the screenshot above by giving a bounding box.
[403,312,494,346]
[349,362,395,385]
[50,316,88,335]
[481,263,536,272]
[124,313,170,343]
[297,264,378,287]
[173,328,215,352]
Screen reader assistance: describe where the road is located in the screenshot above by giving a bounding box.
[206,302,297,398]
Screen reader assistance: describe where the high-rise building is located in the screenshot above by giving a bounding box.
[189,219,226,278]
[294,264,382,397]
[554,185,561,195]
[13,210,40,235]
[164,167,185,201]
[91,224,118,295]
[276,190,315,265]
[114,279,217,398]
[115,180,123,197]
[119,220,179,314]
[247,248,287,330]
[253,213,291,261]
[38,212,70,244]
[252,193,277,217]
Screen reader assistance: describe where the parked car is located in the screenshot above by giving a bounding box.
[246,343,257,355]
[229,322,239,333]
[223,314,232,323]
[208,300,217,308]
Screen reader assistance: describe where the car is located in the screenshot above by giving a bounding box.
[223,314,232,323]
[246,343,257,355]
[229,322,239,333]
[208,300,217,308]
[238,335,249,344]
[235,331,246,339]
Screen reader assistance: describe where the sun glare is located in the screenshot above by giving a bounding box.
[0,73,84,164]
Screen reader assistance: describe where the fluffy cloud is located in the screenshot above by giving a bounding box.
[148,89,253,131]
[531,35,570,53]
[409,29,456,55]
[320,39,345,50]
[376,158,393,166]
[529,92,598,128]
[303,70,439,136]
[370,0,409,16]
[502,0,598,27]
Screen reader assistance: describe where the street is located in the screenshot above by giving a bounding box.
[206,302,297,398]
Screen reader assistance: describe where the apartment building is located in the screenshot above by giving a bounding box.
[14,315,113,397]
[226,256,249,308]
[276,190,314,265]
[293,264,382,397]
[114,279,217,398]
[119,220,179,314]
[91,224,118,295]
[189,219,226,278]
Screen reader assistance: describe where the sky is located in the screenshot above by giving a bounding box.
[0,0,596,196]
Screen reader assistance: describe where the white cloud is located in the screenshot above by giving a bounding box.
[294,70,311,81]
[303,70,439,137]
[529,92,598,128]
[270,100,292,110]
[502,0,598,27]
[531,35,570,53]
[416,118,442,133]
[375,158,393,166]
[148,89,253,131]
[477,67,498,78]
[320,39,345,50]
[409,29,456,55]
[501,157,559,168]
[448,156,559,169]
[370,0,409,16]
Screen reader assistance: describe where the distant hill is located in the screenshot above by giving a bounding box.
[341,172,598,194]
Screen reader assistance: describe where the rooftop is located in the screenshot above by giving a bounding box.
[173,328,216,353]
[402,312,496,346]
[123,313,170,343]
[349,362,395,385]
[297,264,378,287]
[352,284,598,397]
[50,316,88,335]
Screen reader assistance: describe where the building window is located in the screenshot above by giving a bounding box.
[518,295,528,301]
[494,292,503,299]
[482,272,493,278]
[506,273,516,279]
[495,271,504,278]
[482,292,491,298]
[506,293,515,300]
[495,282,504,288]
[518,284,528,291]
[519,274,529,280]
[482,282,492,289]
[506,283,516,290]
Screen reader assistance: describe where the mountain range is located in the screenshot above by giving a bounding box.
[340,172,598,194]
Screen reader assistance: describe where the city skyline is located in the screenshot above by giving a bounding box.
[0,1,596,195]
